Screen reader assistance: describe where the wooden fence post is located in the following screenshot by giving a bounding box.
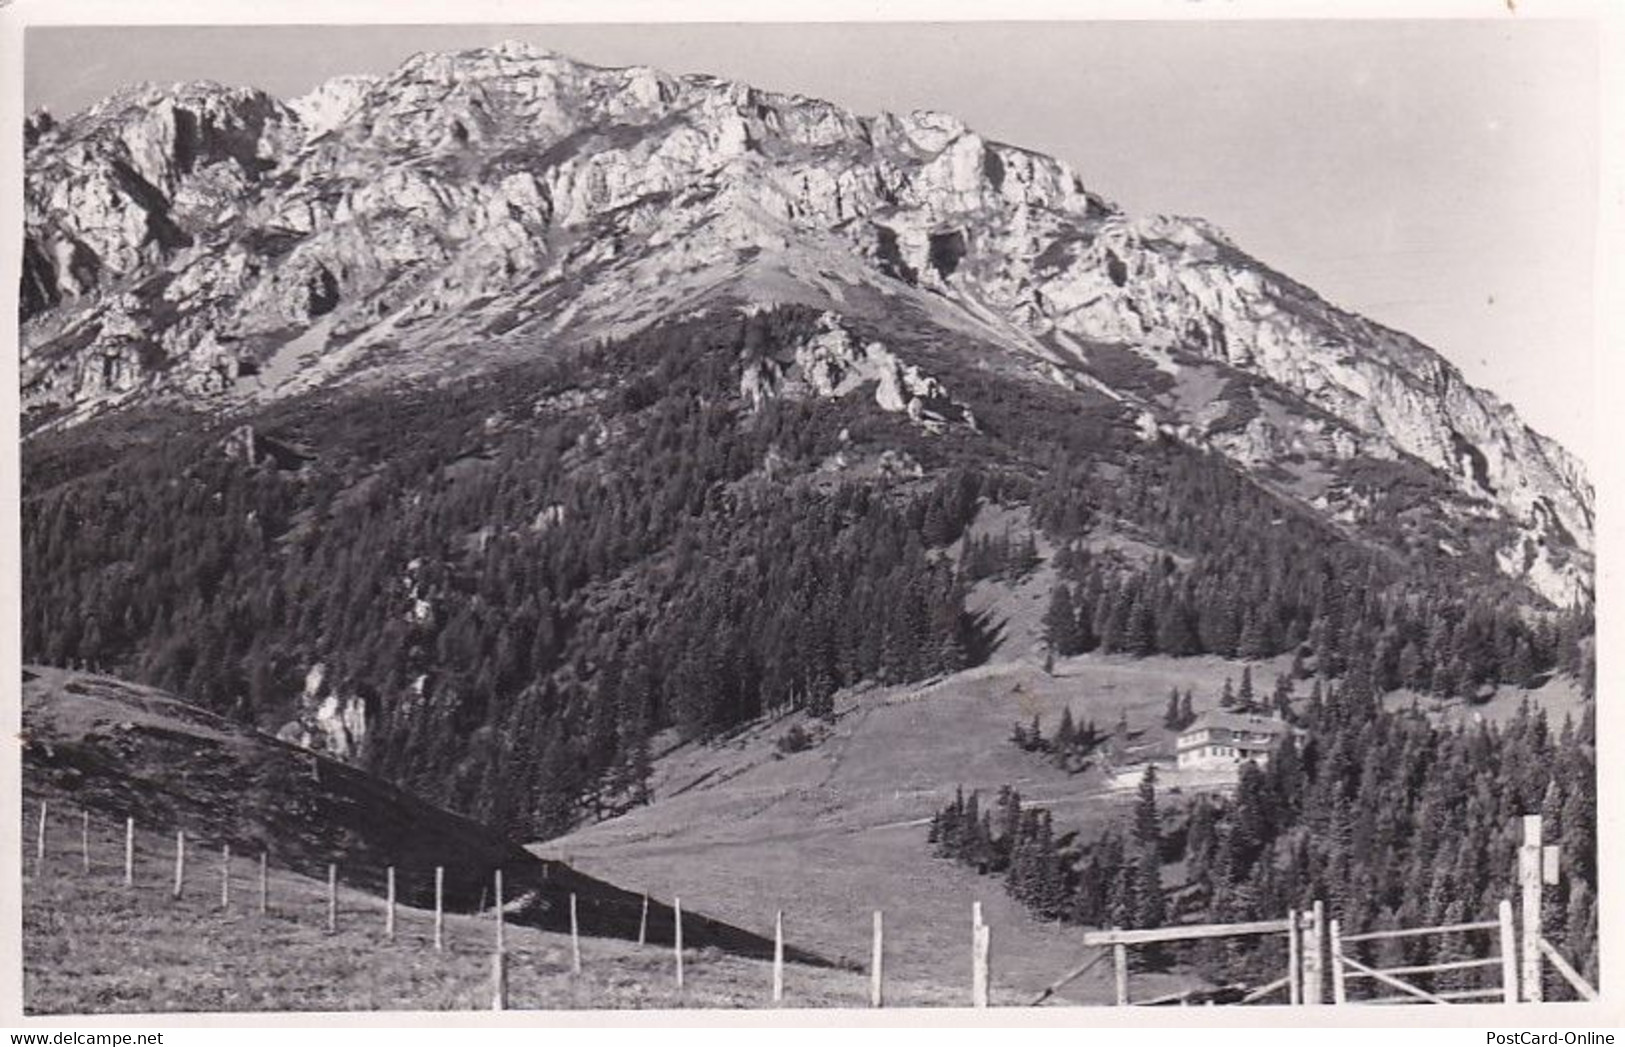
[220,844,231,909]
[491,950,507,1011]
[639,894,649,947]
[674,896,685,990]
[259,852,268,915]
[968,897,981,1007]
[36,800,48,873]
[1304,901,1325,1005]
[1520,814,1544,1002]
[172,831,185,899]
[1328,919,1348,1004]
[772,910,784,1004]
[434,866,444,951]
[1112,933,1128,1006]
[971,901,986,1005]
[973,921,992,1007]
[386,866,396,941]
[1286,908,1302,1005]
[494,869,505,953]
[327,863,338,933]
[81,810,90,874]
[124,817,134,888]
[1499,898,1520,1004]
[570,893,582,974]
[871,910,885,1008]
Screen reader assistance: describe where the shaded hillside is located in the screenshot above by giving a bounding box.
[20,665,828,967]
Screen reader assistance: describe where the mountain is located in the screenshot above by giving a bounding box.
[19,42,1596,853]
[20,41,1591,606]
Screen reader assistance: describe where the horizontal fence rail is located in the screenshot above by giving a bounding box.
[1082,918,1292,948]
[1343,957,1503,979]
[1338,920,1501,944]
[1363,988,1506,1005]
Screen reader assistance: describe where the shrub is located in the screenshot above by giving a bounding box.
[776,725,813,755]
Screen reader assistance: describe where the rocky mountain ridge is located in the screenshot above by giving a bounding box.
[20,41,1592,604]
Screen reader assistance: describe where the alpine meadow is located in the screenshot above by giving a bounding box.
[16,30,1599,1013]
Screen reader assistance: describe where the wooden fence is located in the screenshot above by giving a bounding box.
[24,798,997,1009]
[1066,814,1596,1007]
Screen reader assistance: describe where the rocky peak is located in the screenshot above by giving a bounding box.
[77,81,298,189]
[24,108,56,149]
[19,44,1592,604]
[289,74,381,142]
[22,81,301,322]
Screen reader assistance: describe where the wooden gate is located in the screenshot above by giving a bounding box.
[1326,816,1596,1004]
[1047,815,1596,1006]
[1079,908,1315,1006]
[1325,901,1518,1004]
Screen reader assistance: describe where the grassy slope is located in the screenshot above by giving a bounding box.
[20,668,833,1014]
[542,548,1582,1007]
[540,549,1283,1005]
[21,818,960,1014]
[1383,674,1586,730]
[540,650,1272,1006]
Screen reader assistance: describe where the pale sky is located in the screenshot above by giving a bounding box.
[24,21,1600,463]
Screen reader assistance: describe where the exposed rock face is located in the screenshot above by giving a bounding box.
[20,41,1592,602]
[1014,212,1593,589]
[741,312,975,432]
[24,109,56,148]
[288,74,381,142]
[275,663,369,760]
[23,82,300,310]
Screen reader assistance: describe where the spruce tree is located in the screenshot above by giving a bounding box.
[1035,811,1067,919]
[628,736,653,806]
[997,786,1023,849]
[1043,584,1079,656]
[1238,609,1268,661]
[1134,847,1167,931]
[1107,860,1137,931]
[1163,688,1183,729]
[1134,766,1160,851]
[1565,879,1598,998]
[976,811,999,874]
[1074,594,1098,654]
[939,786,967,858]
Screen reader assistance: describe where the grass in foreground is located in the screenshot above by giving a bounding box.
[21,816,972,1014]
